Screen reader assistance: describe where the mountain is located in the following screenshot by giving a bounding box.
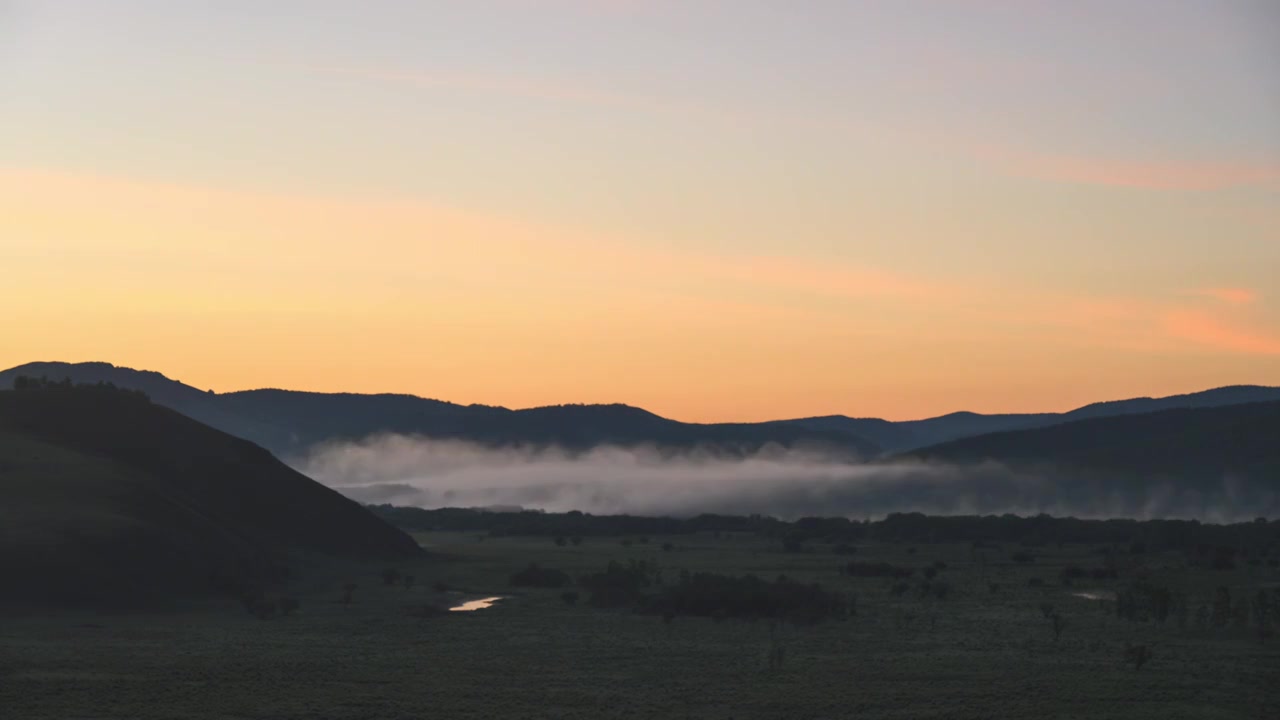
[0,383,421,606]
[907,400,1280,481]
[781,385,1280,452]
[0,362,882,458]
[3,361,1278,459]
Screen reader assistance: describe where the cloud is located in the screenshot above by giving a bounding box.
[296,435,1278,521]
[975,145,1280,191]
[1024,287,1279,357]
[318,66,665,113]
[1190,287,1258,306]
[1163,309,1280,356]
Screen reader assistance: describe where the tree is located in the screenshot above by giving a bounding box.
[1212,586,1233,628]
[1124,643,1152,671]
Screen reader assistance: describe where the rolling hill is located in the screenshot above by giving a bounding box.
[3,362,1278,460]
[0,362,882,458]
[907,399,1280,481]
[780,385,1280,451]
[0,384,421,606]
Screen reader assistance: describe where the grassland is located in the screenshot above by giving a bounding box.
[2,531,1277,719]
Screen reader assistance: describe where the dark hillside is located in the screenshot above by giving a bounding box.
[908,400,1280,481]
[0,386,421,606]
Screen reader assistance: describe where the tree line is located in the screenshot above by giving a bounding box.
[370,505,1278,556]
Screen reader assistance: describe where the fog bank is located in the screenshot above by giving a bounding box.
[293,435,1277,522]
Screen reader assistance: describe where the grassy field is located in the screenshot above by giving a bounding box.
[3,531,1277,719]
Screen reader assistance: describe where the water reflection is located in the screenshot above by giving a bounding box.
[1071,590,1110,601]
[449,596,506,612]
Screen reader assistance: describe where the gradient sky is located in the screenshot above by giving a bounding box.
[3,0,1278,421]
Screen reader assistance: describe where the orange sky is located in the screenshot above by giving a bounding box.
[3,1,1278,421]
[4,168,1277,421]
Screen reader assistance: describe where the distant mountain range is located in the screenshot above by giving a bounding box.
[908,399,1280,482]
[0,382,420,606]
[3,361,1278,460]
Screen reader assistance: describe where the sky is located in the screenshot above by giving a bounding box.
[2,0,1278,422]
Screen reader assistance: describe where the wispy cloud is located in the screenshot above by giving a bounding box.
[310,64,711,120]
[1189,287,1258,306]
[975,145,1280,191]
[1163,309,1280,356]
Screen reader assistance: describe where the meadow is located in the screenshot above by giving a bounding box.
[2,530,1277,719]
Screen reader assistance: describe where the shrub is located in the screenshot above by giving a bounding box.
[642,572,848,625]
[1050,613,1066,642]
[510,563,571,589]
[845,562,914,579]
[918,581,950,600]
[579,560,653,608]
[1124,643,1152,671]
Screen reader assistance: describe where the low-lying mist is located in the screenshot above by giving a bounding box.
[294,435,1278,522]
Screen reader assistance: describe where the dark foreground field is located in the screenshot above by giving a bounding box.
[3,532,1277,719]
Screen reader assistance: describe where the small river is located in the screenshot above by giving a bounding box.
[449,596,506,612]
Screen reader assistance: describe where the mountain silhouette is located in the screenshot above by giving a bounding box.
[0,382,421,607]
[0,362,882,458]
[780,385,1280,451]
[3,361,1278,459]
[906,399,1280,482]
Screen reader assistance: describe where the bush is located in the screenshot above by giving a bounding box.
[918,581,950,600]
[510,563,571,589]
[782,535,806,554]
[642,572,848,625]
[579,560,653,608]
[845,562,914,579]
